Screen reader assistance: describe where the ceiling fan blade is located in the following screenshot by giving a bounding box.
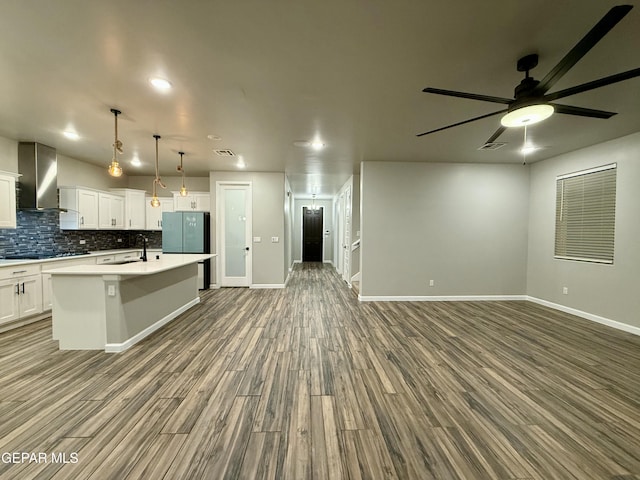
[416,109,508,137]
[545,67,640,101]
[485,126,507,144]
[535,5,633,94]
[422,87,512,104]
[551,103,616,119]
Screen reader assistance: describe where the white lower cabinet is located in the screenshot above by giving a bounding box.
[0,272,43,325]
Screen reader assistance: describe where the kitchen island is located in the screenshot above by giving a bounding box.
[43,253,216,352]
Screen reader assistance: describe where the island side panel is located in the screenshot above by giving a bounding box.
[104,263,199,346]
[52,276,107,350]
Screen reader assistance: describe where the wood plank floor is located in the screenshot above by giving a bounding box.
[1,263,640,479]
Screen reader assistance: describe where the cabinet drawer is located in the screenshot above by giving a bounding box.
[114,251,140,262]
[96,255,116,265]
[0,264,41,280]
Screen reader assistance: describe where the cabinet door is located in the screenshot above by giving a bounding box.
[42,273,52,311]
[146,197,163,230]
[174,194,193,211]
[98,193,113,228]
[0,279,20,324]
[194,193,211,212]
[18,275,43,318]
[78,190,99,229]
[112,196,125,229]
[0,174,17,229]
[127,191,146,229]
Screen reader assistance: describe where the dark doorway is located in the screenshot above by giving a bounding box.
[303,207,323,262]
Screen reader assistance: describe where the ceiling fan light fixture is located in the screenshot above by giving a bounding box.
[501,104,554,128]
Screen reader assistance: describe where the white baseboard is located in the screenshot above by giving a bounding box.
[354,293,640,337]
[351,271,361,282]
[105,297,200,353]
[293,260,302,264]
[250,284,286,289]
[324,260,334,265]
[358,294,528,302]
[526,296,640,337]
[209,283,220,289]
[284,272,291,287]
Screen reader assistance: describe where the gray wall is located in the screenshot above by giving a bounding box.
[360,161,530,297]
[209,171,286,286]
[126,175,210,197]
[293,198,334,263]
[284,177,294,275]
[527,132,640,328]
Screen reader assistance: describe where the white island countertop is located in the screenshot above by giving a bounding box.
[43,253,216,276]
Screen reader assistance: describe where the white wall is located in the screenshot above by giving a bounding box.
[210,171,286,286]
[527,132,640,329]
[359,161,530,298]
[293,198,334,263]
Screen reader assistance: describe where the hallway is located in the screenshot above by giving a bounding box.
[1,263,640,479]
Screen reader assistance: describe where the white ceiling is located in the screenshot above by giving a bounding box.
[1,1,639,195]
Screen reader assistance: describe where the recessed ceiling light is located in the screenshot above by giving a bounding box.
[207,134,222,141]
[310,141,325,150]
[237,155,246,169]
[131,156,142,167]
[63,130,79,140]
[149,77,172,91]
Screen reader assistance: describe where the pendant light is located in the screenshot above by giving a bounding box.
[150,134,166,207]
[108,108,124,177]
[176,151,188,197]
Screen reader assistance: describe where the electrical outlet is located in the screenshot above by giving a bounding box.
[562,286,569,295]
[107,285,116,296]
[271,236,279,243]
[429,280,435,287]
[117,238,123,243]
[253,237,261,243]
[79,239,86,245]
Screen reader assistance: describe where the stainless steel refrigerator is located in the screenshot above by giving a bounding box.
[162,211,211,289]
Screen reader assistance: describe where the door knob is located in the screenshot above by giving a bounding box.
[245,247,250,251]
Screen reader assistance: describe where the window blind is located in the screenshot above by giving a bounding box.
[555,164,616,264]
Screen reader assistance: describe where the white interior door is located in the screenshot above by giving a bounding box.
[342,186,352,283]
[218,183,252,287]
[335,194,344,274]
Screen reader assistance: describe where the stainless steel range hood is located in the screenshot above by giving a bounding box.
[17,142,58,209]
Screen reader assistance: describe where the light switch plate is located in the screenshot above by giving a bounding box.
[271,236,279,243]
[253,237,262,243]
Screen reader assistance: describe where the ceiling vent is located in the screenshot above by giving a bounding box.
[214,149,235,157]
[478,142,507,151]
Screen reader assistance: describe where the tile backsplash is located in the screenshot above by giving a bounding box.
[0,210,162,258]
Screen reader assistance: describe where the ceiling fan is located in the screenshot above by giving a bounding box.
[417,4,640,145]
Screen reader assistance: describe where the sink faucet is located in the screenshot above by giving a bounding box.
[137,234,148,262]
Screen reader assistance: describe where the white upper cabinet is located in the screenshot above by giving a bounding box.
[98,192,125,229]
[0,171,18,229]
[146,197,174,230]
[173,191,210,212]
[111,188,146,230]
[59,187,100,230]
